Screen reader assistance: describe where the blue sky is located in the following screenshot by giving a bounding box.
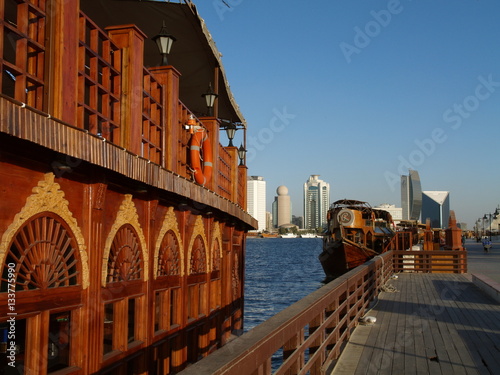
[193,0,500,228]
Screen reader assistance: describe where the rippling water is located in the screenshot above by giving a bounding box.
[244,237,325,331]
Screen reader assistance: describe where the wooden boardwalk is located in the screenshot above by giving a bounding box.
[331,273,500,375]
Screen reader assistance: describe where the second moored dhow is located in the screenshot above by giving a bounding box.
[319,199,395,281]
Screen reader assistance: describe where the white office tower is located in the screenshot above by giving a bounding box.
[247,176,267,232]
[303,175,330,230]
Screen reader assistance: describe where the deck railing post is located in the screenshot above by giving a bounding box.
[107,25,147,154]
[149,66,181,170]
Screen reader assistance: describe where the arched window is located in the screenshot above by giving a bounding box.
[1,213,80,291]
[154,230,182,335]
[0,212,84,374]
[103,224,146,358]
[190,235,206,275]
[158,230,180,277]
[106,224,143,283]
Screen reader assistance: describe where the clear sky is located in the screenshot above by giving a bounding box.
[193,0,500,229]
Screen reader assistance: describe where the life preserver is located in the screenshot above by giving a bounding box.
[337,209,354,226]
[189,127,213,186]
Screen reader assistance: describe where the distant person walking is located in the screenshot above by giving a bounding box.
[482,237,492,252]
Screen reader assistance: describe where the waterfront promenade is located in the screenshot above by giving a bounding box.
[332,240,500,374]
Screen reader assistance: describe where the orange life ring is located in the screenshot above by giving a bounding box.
[189,128,212,186]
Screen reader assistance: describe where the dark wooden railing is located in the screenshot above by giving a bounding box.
[393,249,467,273]
[179,252,394,375]
[179,248,467,375]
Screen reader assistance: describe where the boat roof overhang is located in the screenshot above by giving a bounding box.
[81,0,246,126]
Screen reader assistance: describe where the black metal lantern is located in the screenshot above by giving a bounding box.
[202,83,218,116]
[238,144,246,166]
[152,21,176,66]
[225,122,236,147]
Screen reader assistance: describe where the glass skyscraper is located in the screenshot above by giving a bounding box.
[422,191,450,229]
[401,170,422,221]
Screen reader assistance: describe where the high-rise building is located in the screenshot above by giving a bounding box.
[422,191,450,228]
[401,170,422,221]
[272,185,292,227]
[247,176,266,232]
[303,175,330,230]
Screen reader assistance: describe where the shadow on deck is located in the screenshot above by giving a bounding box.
[331,273,500,375]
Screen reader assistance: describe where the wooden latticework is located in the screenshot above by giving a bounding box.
[106,225,143,283]
[0,0,46,110]
[142,68,164,165]
[1,213,79,292]
[77,11,121,140]
[157,230,180,277]
[189,235,206,274]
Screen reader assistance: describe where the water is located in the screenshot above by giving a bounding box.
[244,237,325,332]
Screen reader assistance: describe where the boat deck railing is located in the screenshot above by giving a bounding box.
[179,248,467,375]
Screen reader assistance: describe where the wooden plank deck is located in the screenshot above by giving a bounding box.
[331,273,500,375]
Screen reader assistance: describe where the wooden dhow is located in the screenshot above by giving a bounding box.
[0,0,256,373]
[319,199,395,281]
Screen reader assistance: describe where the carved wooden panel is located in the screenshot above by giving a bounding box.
[106,224,143,283]
[157,230,180,277]
[190,235,206,274]
[212,239,221,272]
[1,213,79,291]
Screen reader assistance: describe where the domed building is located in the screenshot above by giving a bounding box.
[272,185,292,227]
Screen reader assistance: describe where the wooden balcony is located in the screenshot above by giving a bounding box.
[0,2,252,225]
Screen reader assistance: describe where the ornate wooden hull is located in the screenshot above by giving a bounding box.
[319,239,381,282]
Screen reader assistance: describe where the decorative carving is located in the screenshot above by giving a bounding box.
[106,225,143,283]
[211,222,222,272]
[190,235,206,274]
[154,207,184,278]
[0,173,89,289]
[157,231,181,277]
[93,182,107,210]
[232,253,240,300]
[2,214,80,291]
[187,216,208,274]
[101,195,149,286]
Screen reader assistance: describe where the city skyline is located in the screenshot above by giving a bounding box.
[194,1,500,228]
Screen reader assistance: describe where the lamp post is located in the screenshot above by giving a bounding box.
[493,208,499,238]
[202,83,218,116]
[483,213,494,241]
[152,21,176,66]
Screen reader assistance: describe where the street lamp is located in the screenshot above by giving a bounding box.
[152,21,176,66]
[202,83,218,116]
[483,213,493,241]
